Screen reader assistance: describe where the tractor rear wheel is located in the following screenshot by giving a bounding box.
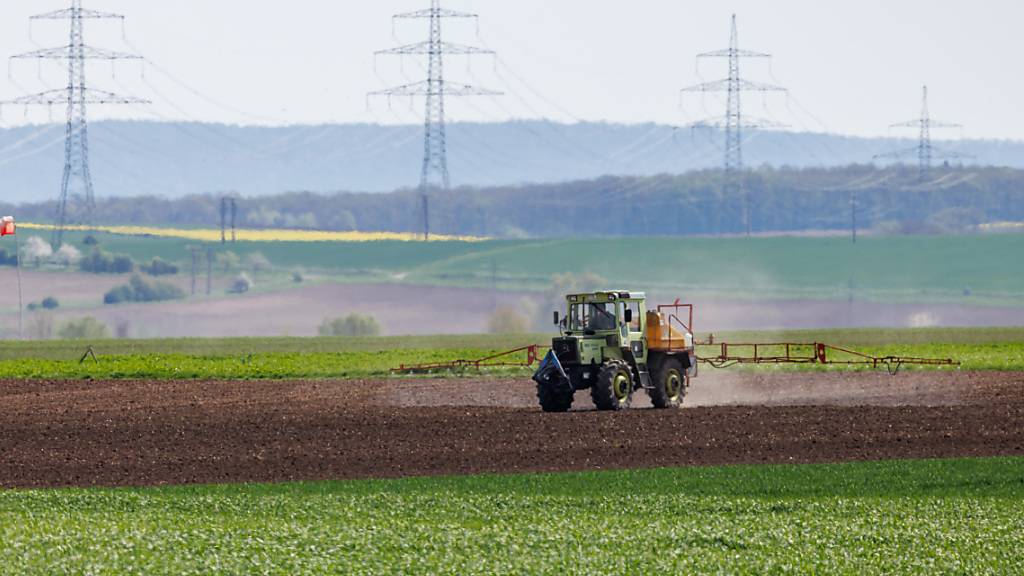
[648,357,685,409]
[537,381,574,413]
[591,360,633,411]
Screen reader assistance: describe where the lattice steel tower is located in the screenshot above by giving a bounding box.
[3,0,147,248]
[371,0,499,240]
[682,14,786,236]
[875,86,966,181]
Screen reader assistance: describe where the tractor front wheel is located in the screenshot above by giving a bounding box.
[537,381,574,413]
[648,357,685,409]
[591,360,633,411]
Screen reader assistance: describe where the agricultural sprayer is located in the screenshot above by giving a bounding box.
[392,290,959,412]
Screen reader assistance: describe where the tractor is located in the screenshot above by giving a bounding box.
[533,291,697,412]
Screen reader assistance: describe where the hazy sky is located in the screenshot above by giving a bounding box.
[0,0,1019,140]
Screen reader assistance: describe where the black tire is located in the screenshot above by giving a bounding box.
[648,357,685,409]
[537,381,573,413]
[591,360,633,411]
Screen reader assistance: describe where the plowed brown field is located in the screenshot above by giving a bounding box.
[1,371,1022,489]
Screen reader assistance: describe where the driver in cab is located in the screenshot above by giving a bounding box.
[587,303,617,331]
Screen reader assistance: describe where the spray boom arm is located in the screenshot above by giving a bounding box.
[389,301,959,376]
[697,340,958,375]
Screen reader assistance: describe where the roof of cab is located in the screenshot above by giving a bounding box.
[566,291,646,300]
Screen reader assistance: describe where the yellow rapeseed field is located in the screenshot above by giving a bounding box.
[979,222,1024,232]
[19,223,486,243]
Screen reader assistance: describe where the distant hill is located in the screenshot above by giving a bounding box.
[0,120,1019,202]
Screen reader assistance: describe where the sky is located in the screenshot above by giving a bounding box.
[0,0,1020,140]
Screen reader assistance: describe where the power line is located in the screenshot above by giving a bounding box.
[874,85,970,182]
[451,95,587,174]
[0,129,69,168]
[370,0,500,240]
[681,14,787,236]
[122,39,290,126]
[491,57,584,124]
[446,122,546,174]
[2,0,148,247]
[0,124,63,155]
[136,76,263,155]
[478,64,621,169]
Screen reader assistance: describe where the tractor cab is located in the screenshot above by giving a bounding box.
[537,291,696,412]
[555,291,647,365]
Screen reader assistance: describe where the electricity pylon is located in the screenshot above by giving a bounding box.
[371,0,500,240]
[682,14,786,236]
[3,0,148,248]
[875,85,967,181]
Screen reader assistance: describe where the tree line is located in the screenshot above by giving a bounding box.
[2,165,1021,238]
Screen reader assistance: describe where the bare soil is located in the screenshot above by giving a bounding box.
[0,270,130,310]
[0,272,533,338]
[4,269,1024,339]
[1,371,1022,489]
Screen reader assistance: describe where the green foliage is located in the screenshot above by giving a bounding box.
[318,314,382,337]
[244,251,271,272]
[80,250,134,274]
[54,231,1024,307]
[0,327,1017,380]
[53,243,82,267]
[12,164,1024,236]
[214,251,241,272]
[23,236,52,266]
[0,333,544,361]
[24,294,59,312]
[104,275,185,305]
[139,257,179,276]
[0,349,522,379]
[0,333,1018,380]
[410,234,1024,306]
[0,458,1022,573]
[56,317,109,340]
[228,273,252,294]
[56,231,500,278]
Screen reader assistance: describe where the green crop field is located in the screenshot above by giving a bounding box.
[0,333,543,360]
[0,328,1021,379]
[51,230,1024,306]
[1,457,1021,574]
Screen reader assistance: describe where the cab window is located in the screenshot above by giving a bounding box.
[624,301,641,332]
[569,302,617,332]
